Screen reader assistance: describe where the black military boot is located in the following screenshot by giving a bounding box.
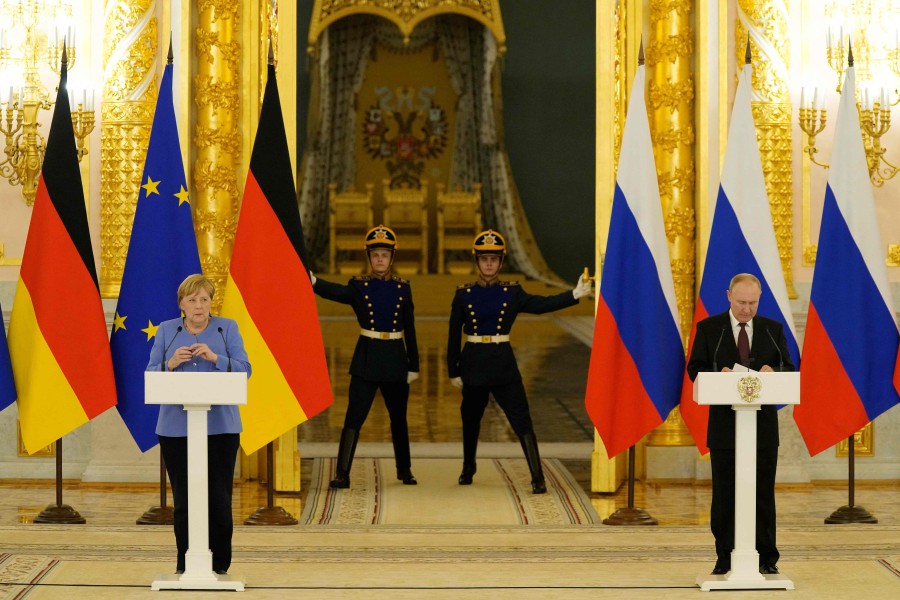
[520,432,547,494]
[458,462,477,485]
[391,420,417,484]
[330,428,359,489]
[459,417,480,485]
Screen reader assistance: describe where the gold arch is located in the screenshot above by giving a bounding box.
[308,0,506,53]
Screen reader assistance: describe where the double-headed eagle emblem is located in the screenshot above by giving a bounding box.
[737,376,762,403]
[363,101,447,189]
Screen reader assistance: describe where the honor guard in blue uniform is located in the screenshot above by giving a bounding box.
[311,225,420,488]
[447,230,592,493]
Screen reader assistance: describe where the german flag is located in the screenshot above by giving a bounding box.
[8,51,117,454]
[221,56,333,454]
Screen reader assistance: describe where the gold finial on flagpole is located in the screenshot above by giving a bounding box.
[583,267,597,283]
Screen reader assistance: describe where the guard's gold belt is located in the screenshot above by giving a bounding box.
[360,329,404,340]
[465,334,510,344]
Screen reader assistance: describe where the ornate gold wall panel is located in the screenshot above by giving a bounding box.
[736,1,796,298]
[592,0,631,493]
[194,0,242,310]
[99,0,158,298]
[308,0,506,52]
[644,0,694,447]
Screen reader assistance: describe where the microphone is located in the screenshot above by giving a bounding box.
[713,326,726,373]
[161,326,183,371]
[218,326,232,372]
[765,327,784,372]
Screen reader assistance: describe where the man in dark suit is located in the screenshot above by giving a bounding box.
[687,273,794,576]
[312,225,419,488]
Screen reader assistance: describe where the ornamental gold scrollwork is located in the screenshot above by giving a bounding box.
[194,0,241,311]
[648,80,695,112]
[836,423,874,457]
[309,0,505,52]
[657,166,695,206]
[648,0,691,21]
[887,244,900,266]
[99,0,158,298]
[665,206,696,242]
[645,0,693,446]
[644,33,693,68]
[736,1,795,299]
[652,127,696,154]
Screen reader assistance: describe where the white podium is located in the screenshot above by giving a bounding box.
[693,371,799,592]
[145,371,247,592]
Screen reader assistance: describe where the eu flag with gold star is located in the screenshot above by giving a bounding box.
[111,57,201,451]
[0,301,15,412]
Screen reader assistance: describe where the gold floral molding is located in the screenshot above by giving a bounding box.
[0,243,22,266]
[308,0,506,52]
[194,0,241,311]
[99,0,158,298]
[736,0,796,298]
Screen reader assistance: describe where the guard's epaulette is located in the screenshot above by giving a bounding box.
[457,281,476,290]
[390,275,410,285]
[351,275,371,282]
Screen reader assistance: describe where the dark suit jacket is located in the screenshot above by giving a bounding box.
[687,311,794,450]
[314,275,419,382]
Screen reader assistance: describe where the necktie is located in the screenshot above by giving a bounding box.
[738,323,750,366]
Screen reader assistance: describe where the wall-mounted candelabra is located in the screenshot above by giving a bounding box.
[799,80,900,187]
[0,0,94,206]
[798,88,829,169]
[859,91,898,187]
[800,26,900,188]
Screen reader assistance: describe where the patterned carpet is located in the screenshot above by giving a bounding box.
[301,457,600,526]
[0,522,898,598]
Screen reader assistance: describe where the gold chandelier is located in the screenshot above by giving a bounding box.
[0,0,94,206]
[799,0,900,187]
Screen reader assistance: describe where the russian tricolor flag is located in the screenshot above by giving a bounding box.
[585,62,684,458]
[679,59,800,454]
[795,63,900,456]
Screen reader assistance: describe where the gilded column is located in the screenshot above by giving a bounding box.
[194,0,241,309]
[736,1,795,298]
[645,0,694,446]
[100,0,158,298]
[591,0,631,492]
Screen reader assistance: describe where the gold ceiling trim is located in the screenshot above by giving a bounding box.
[308,0,506,53]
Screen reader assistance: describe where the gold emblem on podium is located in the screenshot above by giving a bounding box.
[737,376,762,403]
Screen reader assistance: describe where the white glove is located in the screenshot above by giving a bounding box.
[309,271,317,285]
[572,273,592,300]
[450,376,463,389]
[407,371,419,384]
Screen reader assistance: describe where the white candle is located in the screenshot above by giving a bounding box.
[7,86,12,105]
[882,88,887,109]
[81,89,86,109]
[827,27,832,49]
[813,87,819,110]
[90,90,95,111]
[801,87,806,109]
